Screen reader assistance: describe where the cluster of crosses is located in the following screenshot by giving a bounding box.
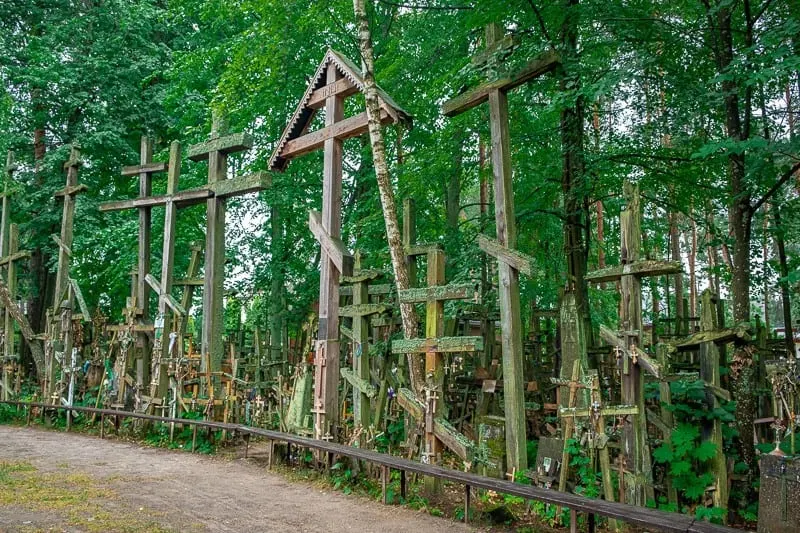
[0,22,762,517]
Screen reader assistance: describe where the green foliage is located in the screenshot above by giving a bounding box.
[653,424,718,502]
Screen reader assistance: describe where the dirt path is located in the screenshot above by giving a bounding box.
[0,426,473,533]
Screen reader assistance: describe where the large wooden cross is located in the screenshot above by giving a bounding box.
[392,247,483,476]
[120,136,168,386]
[442,23,560,473]
[1,224,29,399]
[586,181,682,506]
[188,114,269,383]
[269,49,410,439]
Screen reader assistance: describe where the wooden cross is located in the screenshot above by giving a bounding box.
[442,23,560,473]
[558,368,628,526]
[392,247,483,472]
[121,136,168,385]
[586,181,682,506]
[187,112,269,381]
[1,224,29,400]
[339,252,385,431]
[269,49,410,439]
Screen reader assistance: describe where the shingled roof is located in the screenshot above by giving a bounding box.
[268,49,411,172]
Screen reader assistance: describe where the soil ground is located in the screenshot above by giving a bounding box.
[0,425,477,533]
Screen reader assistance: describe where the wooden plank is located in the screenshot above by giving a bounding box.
[599,325,661,378]
[308,210,354,277]
[442,50,560,116]
[98,188,212,211]
[404,243,442,257]
[55,184,88,197]
[341,269,383,283]
[0,276,45,372]
[477,234,533,276]
[51,235,72,258]
[187,132,253,161]
[280,110,390,160]
[339,303,388,318]
[307,78,358,109]
[0,250,30,266]
[396,387,424,420]
[560,405,639,418]
[174,278,203,286]
[210,171,271,198]
[340,368,377,398]
[672,323,752,351]
[339,283,392,297]
[391,336,484,354]
[69,280,90,322]
[121,162,167,176]
[586,260,683,284]
[398,282,476,303]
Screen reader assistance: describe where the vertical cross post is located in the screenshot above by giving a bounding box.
[314,63,346,439]
[2,224,20,399]
[187,111,255,384]
[54,145,86,310]
[151,141,182,401]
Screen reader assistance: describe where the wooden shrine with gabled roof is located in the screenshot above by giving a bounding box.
[268,48,411,171]
[269,48,410,440]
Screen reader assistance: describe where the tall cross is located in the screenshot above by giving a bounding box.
[442,23,560,473]
[586,181,682,506]
[269,49,410,439]
[120,136,168,385]
[1,224,30,399]
[0,151,18,352]
[339,252,386,431]
[392,247,483,483]
[54,145,87,310]
[188,112,267,384]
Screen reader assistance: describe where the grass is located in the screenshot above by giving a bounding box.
[0,460,186,532]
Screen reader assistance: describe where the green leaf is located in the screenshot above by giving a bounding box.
[653,443,674,463]
[670,460,692,476]
[692,441,718,462]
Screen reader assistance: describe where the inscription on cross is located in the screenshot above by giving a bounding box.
[586,181,682,506]
[442,22,560,473]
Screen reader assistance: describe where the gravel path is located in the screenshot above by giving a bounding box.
[0,425,472,532]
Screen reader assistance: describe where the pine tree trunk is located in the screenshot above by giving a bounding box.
[353,0,422,395]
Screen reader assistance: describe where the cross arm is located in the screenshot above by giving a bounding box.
[340,368,377,398]
[69,279,91,322]
[670,323,752,352]
[398,282,478,304]
[55,184,88,197]
[559,405,639,418]
[187,132,253,162]
[339,303,388,318]
[210,171,271,198]
[98,188,212,212]
[586,260,682,284]
[477,234,534,276]
[144,273,187,316]
[280,110,391,160]
[599,325,661,378]
[0,250,31,266]
[309,210,354,277]
[391,336,484,354]
[396,387,474,462]
[121,162,168,177]
[404,243,442,257]
[442,50,560,117]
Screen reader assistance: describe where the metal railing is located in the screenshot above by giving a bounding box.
[0,400,742,533]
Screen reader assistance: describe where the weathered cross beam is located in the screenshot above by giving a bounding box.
[586,181,682,506]
[392,248,483,477]
[441,23,559,473]
[269,49,410,440]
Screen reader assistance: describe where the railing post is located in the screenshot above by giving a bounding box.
[268,440,275,470]
[100,413,105,439]
[400,470,406,500]
[66,409,71,432]
[26,405,31,426]
[464,484,471,524]
[570,508,578,533]
[381,465,389,504]
[588,512,596,533]
[244,433,250,459]
[191,425,198,452]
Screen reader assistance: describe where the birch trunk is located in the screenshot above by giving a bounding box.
[353,0,422,395]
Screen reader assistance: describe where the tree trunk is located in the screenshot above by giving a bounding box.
[669,201,684,335]
[353,0,422,395]
[560,0,592,344]
[269,204,284,369]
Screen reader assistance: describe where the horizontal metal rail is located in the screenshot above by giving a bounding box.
[0,401,741,533]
